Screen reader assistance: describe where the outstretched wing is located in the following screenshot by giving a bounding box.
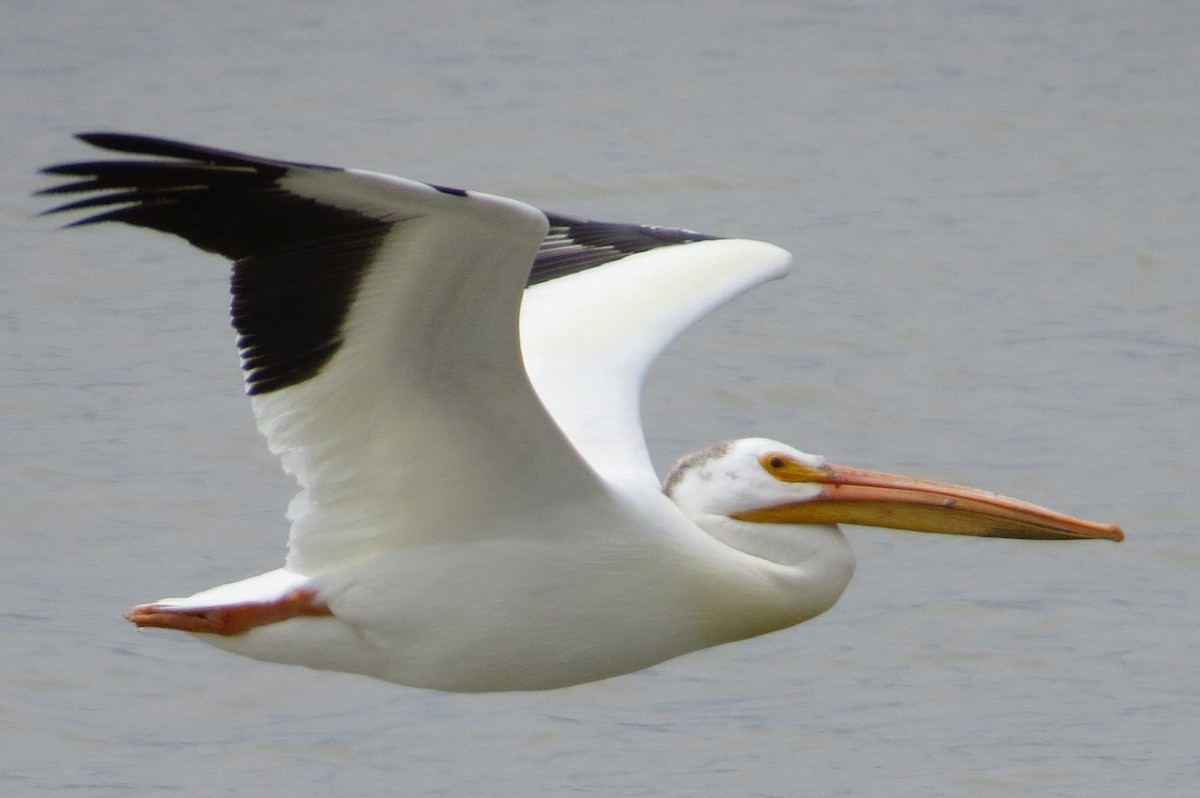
[522,219,791,486]
[41,133,608,573]
[40,133,792,572]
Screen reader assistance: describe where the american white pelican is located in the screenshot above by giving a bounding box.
[40,134,1123,692]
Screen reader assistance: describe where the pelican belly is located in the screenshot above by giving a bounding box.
[310,537,721,691]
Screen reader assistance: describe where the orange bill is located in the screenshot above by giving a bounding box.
[733,456,1123,541]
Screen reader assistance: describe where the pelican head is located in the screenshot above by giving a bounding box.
[664,439,858,624]
[661,437,1122,638]
[666,437,1124,545]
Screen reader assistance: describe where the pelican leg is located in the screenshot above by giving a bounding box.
[125,588,333,636]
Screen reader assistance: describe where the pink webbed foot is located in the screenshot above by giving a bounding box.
[125,588,333,636]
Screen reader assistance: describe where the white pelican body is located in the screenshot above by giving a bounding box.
[184,443,855,690]
[41,135,1121,691]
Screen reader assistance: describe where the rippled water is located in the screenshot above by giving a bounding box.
[4,1,1197,795]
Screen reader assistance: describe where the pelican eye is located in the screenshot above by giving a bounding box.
[759,453,830,483]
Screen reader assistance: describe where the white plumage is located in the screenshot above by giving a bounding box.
[40,134,1121,691]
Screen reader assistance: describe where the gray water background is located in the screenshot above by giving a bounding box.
[3,1,1197,795]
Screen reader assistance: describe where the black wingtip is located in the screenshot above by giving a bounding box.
[71,132,257,166]
[75,131,195,157]
[75,131,130,145]
[65,131,336,172]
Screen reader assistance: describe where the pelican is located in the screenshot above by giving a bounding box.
[40,134,1122,692]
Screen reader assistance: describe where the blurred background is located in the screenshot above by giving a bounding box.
[3,2,1197,795]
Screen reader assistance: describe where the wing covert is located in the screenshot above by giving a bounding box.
[521,237,792,487]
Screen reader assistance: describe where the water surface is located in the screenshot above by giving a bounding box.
[3,2,1197,795]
